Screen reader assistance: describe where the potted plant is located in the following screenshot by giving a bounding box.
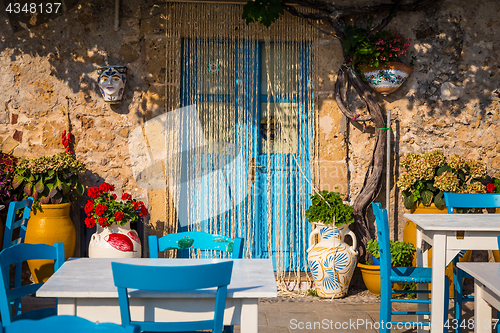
[0,152,18,245]
[11,133,86,283]
[358,239,415,295]
[85,182,149,258]
[397,150,487,212]
[305,190,358,298]
[344,25,413,95]
[397,150,487,295]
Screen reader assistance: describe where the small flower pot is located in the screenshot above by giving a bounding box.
[362,62,413,95]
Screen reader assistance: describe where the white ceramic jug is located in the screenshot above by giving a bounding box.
[307,223,358,298]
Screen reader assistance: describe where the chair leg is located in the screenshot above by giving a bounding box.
[222,326,234,333]
[444,277,450,333]
[453,257,464,333]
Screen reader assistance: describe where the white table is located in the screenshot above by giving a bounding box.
[457,262,500,333]
[36,258,277,333]
[404,214,500,333]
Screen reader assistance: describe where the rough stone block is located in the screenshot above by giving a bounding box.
[1,136,18,154]
[0,109,8,124]
[118,44,140,63]
[12,130,22,143]
[144,37,166,84]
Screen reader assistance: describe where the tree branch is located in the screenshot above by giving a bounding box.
[334,65,373,122]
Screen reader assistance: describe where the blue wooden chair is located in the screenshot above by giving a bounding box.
[1,315,140,333]
[111,261,234,333]
[0,242,64,325]
[2,197,33,250]
[1,197,34,315]
[149,232,244,259]
[444,192,500,333]
[372,202,449,332]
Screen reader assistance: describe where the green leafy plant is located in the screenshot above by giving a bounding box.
[307,288,319,297]
[367,239,415,267]
[396,150,487,210]
[305,190,354,227]
[242,0,284,27]
[13,152,86,208]
[344,25,411,72]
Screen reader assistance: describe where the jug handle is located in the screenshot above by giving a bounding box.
[345,229,358,256]
[307,227,320,253]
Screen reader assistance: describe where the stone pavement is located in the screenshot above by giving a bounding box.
[23,290,475,333]
[237,289,475,333]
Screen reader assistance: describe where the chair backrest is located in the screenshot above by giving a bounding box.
[371,203,392,299]
[444,192,500,213]
[112,261,233,333]
[2,315,140,333]
[2,197,33,250]
[0,242,64,325]
[149,232,244,259]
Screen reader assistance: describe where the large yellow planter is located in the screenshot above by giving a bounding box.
[403,203,472,297]
[25,203,76,283]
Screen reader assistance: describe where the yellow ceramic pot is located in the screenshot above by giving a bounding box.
[358,262,381,295]
[25,203,75,283]
[403,203,472,297]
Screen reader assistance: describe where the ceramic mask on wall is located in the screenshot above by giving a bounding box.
[97,66,127,103]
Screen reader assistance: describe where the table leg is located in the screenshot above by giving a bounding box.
[475,280,492,333]
[240,298,259,333]
[431,232,447,333]
[416,226,428,333]
[56,298,77,316]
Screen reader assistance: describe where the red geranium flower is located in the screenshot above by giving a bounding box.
[84,201,94,215]
[87,187,100,199]
[98,216,109,227]
[95,203,107,216]
[84,182,149,229]
[85,217,96,228]
[99,182,115,193]
[115,211,124,222]
[486,183,496,193]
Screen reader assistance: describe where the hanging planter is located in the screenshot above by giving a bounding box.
[362,62,413,95]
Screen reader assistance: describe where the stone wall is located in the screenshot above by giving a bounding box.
[0,0,499,258]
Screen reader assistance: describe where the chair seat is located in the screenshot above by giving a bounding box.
[390,266,432,283]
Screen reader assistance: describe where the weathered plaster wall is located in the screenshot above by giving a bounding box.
[0,0,167,255]
[0,0,499,257]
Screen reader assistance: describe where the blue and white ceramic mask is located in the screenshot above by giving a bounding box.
[97,66,127,103]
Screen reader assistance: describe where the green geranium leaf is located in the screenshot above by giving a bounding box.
[51,192,63,204]
[48,188,58,198]
[61,182,71,195]
[420,190,433,205]
[434,191,446,210]
[76,182,85,196]
[39,196,50,204]
[437,165,451,176]
[403,193,415,210]
[35,179,45,193]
